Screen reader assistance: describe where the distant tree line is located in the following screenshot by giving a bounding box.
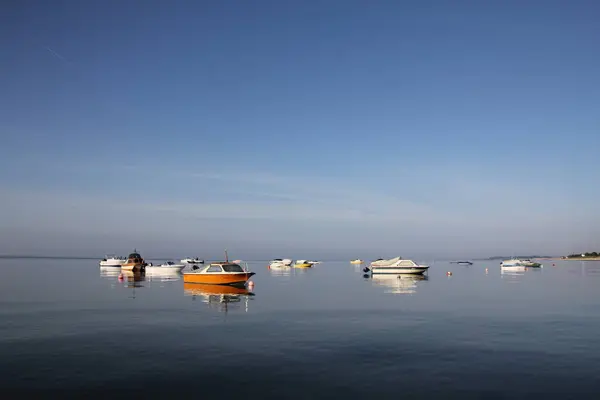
[487,255,551,260]
[566,252,600,258]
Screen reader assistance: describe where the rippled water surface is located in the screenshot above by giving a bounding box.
[1,258,599,398]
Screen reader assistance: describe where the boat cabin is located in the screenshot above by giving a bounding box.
[201,263,246,273]
[127,251,144,264]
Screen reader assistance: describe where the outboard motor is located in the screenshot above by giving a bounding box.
[363,267,370,273]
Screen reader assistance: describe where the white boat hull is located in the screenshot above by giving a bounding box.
[146,265,185,273]
[370,267,429,275]
[269,263,291,269]
[99,260,126,267]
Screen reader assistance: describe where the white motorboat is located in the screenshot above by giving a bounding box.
[181,257,204,265]
[99,255,126,267]
[366,257,429,275]
[146,261,185,273]
[500,259,525,267]
[269,258,293,268]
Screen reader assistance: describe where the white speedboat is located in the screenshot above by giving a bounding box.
[181,257,204,265]
[269,258,293,268]
[500,259,525,267]
[99,255,126,267]
[366,257,429,275]
[146,261,185,273]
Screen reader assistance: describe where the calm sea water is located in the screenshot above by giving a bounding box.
[1,258,599,398]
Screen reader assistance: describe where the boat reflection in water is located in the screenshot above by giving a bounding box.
[121,270,146,287]
[145,269,182,282]
[369,274,428,295]
[268,265,292,278]
[500,265,526,282]
[183,283,254,313]
[100,266,122,278]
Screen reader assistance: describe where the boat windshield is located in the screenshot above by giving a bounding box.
[222,264,245,273]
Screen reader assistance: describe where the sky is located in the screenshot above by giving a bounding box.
[0,0,599,260]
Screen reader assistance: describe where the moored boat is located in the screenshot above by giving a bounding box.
[350,259,364,264]
[269,258,293,268]
[294,260,313,268]
[99,255,126,267]
[521,259,542,268]
[183,262,255,285]
[146,261,185,273]
[121,250,147,271]
[451,260,473,265]
[181,257,204,265]
[500,259,525,267]
[366,257,429,275]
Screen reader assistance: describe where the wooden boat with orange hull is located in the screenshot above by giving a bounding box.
[121,250,147,271]
[183,262,255,286]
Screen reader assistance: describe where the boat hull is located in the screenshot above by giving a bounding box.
[371,267,429,275]
[269,263,291,269]
[183,272,255,285]
[99,260,125,267]
[294,263,313,268]
[121,263,145,271]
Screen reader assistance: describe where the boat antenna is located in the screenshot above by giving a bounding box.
[225,249,229,262]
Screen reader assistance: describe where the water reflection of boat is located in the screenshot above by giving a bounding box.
[100,266,122,277]
[500,265,526,282]
[121,270,146,287]
[145,270,181,282]
[501,265,526,273]
[370,274,428,295]
[268,266,292,277]
[183,283,254,313]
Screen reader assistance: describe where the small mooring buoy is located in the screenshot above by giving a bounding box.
[446,271,453,276]
[485,268,489,274]
[248,281,254,289]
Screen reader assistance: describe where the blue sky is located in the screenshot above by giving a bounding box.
[1,1,599,259]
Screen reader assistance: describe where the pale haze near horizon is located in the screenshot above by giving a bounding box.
[1,1,598,260]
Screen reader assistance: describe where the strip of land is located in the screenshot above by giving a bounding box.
[534,257,600,261]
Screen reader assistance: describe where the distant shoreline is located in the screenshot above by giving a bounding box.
[533,257,600,261]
